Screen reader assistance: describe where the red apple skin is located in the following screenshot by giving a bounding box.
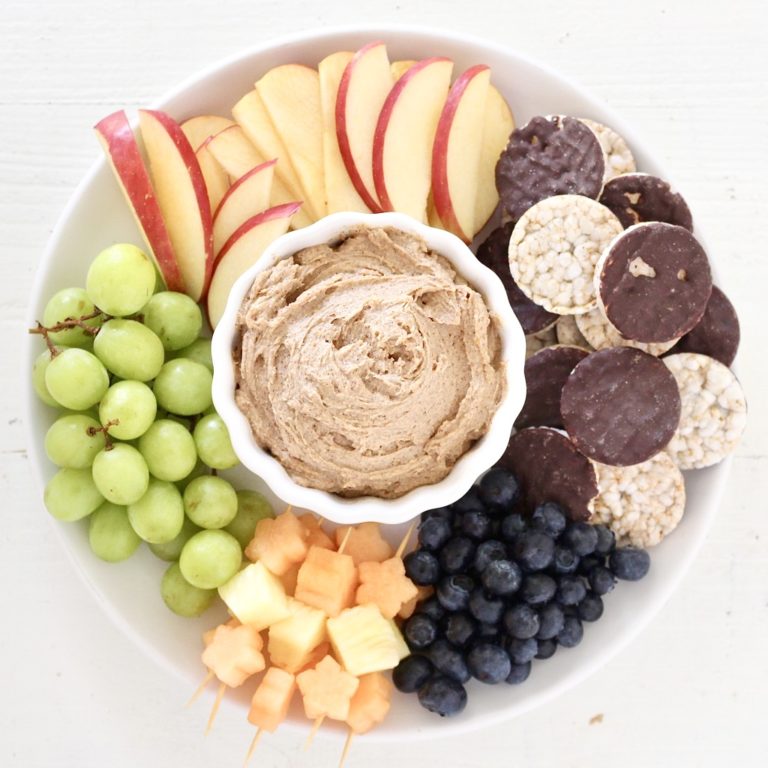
[335,41,386,214]
[431,65,490,242]
[372,57,452,213]
[94,111,186,293]
[212,158,277,221]
[139,109,215,299]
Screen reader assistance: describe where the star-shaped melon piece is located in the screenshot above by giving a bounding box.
[248,667,296,733]
[245,510,309,575]
[346,672,392,734]
[298,513,335,550]
[334,522,393,565]
[398,586,434,620]
[201,621,265,688]
[296,654,359,721]
[356,557,418,618]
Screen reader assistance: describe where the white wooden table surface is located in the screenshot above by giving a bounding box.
[2,1,766,766]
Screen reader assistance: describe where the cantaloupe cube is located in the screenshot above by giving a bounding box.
[298,514,335,550]
[356,557,418,618]
[294,545,357,617]
[248,667,296,733]
[346,672,392,734]
[334,522,393,565]
[279,562,300,596]
[201,622,265,688]
[296,655,359,721]
[398,586,434,619]
[218,561,291,630]
[268,599,327,673]
[245,510,308,575]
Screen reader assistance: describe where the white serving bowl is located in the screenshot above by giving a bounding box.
[211,211,526,525]
[24,25,732,742]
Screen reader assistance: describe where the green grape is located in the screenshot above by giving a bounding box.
[172,338,212,371]
[142,292,203,351]
[88,502,141,562]
[45,414,106,468]
[225,490,274,548]
[176,459,209,491]
[193,414,238,470]
[44,467,104,522]
[32,348,68,407]
[138,419,197,481]
[148,515,201,561]
[42,287,102,347]
[179,529,241,589]
[99,380,157,440]
[91,443,149,505]
[86,243,156,316]
[183,475,238,529]
[161,562,215,618]
[153,359,213,416]
[44,348,109,410]
[93,319,164,381]
[127,478,184,544]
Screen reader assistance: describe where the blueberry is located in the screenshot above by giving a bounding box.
[467,643,512,684]
[422,506,454,523]
[443,612,476,648]
[439,536,475,574]
[610,547,651,581]
[551,546,580,575]
[557,615,583,648]
[500,512,527,542]
[530,502,567,537]
[428,639,470,683]
[520,573,557,605]
[505,661,531,685]
[475,622,501,643]
[478,467,520,511]
[418,516,453,551]
[403,550,440,586]
[417,674,467,716]
[578,592,604,622]
[536,603,566,640]
[535,638,557,659]
[404,613,438,650]
[503,603,540,639]
[459,510,492,540]
[578,555,602,574]
[393,655,433,692]
[481,559,522,596]
[436,574,474,612]
[451,486,485,515]
[468,589,504,625]
[556,576,588,606]
[473,539,507,573]
[506,636,538,665]
[562,522,599,556]
[588,566,616,596]
[416,596,445,622]
[513,531,555,571]
[593,524,616,555]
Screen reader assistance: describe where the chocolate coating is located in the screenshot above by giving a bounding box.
[495,116,605,222]
[600,173,693,231]
[560,347,682,466]
[597,222,712,343]
[515,346,590,429]
[476,223,559,335]
[497,427,599,521]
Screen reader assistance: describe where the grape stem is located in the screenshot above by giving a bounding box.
[87,419,119,450]
[28,309,106,356]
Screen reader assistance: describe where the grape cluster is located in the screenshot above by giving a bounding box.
[33,244,274,618]
[394,467,651,716]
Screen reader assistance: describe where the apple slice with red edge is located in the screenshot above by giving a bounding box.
[335,42,394,213]
[196,142,230,212]
[181,115,235,152]
[391,60,417,81]
[138,109,214,301]
[207,201,300,328]
[94,110,185,293]
[431,65,491,242]
[372,58,453,221]
[212,159,276,254]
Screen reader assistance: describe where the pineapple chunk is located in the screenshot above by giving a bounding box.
[201,622,265,688]
[298,513,335,550]
[326,604,405,676]
[245,510,308,575]
[296,655,359,721]
[346,672,392,734]
[356,557,418,618]
[387,618,410,661]
[268,598,327,673]
[294,545,357,617]
[248,667,296,733]
[218,562,291,630]
[334,522,393,565]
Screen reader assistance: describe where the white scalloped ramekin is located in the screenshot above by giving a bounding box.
[211,211,526,524]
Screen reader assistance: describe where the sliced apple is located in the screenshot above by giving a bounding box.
[94,110,185,293]
[212,159,276,254]
[196,142,230,212]
[335,42,394,213]
[432,65,491,241]
[256,65,327,220]
[391,60,418,80]
[207,202,300,328]
[474,84,515,233]
[372,58,454,221]
[319,51,370,214]
[181,115,235,152]
[138,109,214,301]
[427,192,444,230]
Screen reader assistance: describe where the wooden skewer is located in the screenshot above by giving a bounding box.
[186,669,214,707]
[339,729,355,768]
[337,526,353,555]
[395,521,417,559]
[205,682,227,735]
[304,715,325,750]
[243,728,263,767]
[284,504,293,515]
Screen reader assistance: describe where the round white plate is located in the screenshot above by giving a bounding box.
[24,25,730,742]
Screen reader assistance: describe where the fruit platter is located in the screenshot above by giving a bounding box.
[25,26,746,755]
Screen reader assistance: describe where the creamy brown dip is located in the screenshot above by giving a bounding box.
[233,226,505,499]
